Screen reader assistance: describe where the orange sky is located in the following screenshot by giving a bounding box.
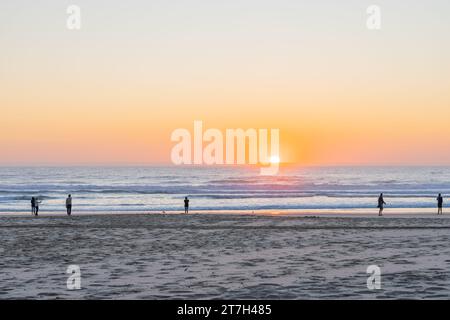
[1,1,450,165]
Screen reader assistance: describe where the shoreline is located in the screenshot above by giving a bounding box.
[0,208,447,218]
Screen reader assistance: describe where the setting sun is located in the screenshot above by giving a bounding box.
[270,156,280,164]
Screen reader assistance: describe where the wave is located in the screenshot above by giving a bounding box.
[0,189,448,201]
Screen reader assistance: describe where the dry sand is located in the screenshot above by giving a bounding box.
[1,213,450,299]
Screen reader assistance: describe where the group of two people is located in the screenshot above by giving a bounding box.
[30,197,42,216]
[377,193,444,216]
[30,194,72,216]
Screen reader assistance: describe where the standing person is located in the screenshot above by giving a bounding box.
[31,197,36,216]
[66,194,72,216]
[437,193,444,215]
[35,197,41,216]
[377,193,386,216]
[184,197,189,214]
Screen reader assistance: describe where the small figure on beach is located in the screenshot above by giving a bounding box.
[66,194,72,216]
[34,197,41,216]
[184,196,189,214]
[377,193,386,216]
[31,197,36,216]
[437,193,443,215]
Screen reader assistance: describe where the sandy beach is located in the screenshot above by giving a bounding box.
[1,212,450,299]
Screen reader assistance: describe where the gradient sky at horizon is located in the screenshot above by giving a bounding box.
[1,0,450,165]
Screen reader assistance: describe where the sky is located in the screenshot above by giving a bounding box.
[1,0,450,165]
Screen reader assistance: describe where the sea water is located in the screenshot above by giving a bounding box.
[0,166,449,213]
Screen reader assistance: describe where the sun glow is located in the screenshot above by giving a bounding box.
[270,156,280,164]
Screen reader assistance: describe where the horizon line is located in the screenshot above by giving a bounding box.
[1,163,450,168]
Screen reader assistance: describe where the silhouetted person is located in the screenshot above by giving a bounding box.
[31,197,36,216]
[184,197,189,214]
[377,193,386,216]
[35,197,41,216]
[437,193,443,215]
[66,194,72,216]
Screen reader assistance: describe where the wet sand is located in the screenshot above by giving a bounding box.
[1,213,450,299]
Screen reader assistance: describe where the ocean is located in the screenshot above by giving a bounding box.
[0,166,448,214]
